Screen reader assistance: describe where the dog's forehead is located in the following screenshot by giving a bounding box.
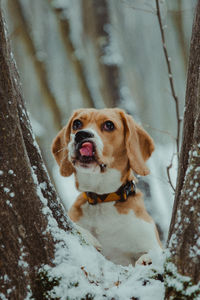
[73,108,122,124]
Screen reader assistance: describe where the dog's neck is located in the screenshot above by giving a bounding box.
[75,165,135,195]
[75,167,122,194]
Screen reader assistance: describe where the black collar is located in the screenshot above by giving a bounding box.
[83,181,136,205]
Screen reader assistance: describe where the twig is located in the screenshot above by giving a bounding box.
[121,0,155,14]
[142,122,176,141]
[155,0,182,192]
[155,0,182,159]
[166,159,176,192]
[8,0,62,131]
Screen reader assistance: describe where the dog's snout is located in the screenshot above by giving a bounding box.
[75,130,94,143]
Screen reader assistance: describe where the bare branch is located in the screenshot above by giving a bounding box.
[155,0,182,159]
[121,0,155,14]
[142,122,176,141]
[7,0,62,131]
[166,161,176,192]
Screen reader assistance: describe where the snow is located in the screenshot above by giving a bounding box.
[43,233,164,300]
[101,24,123,66]
[0,294,8,300]
[8,170,14,175]
[6,200,12,207]
[165,257,200,297]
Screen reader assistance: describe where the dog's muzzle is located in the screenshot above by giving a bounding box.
[74,130,96,164]
[75,130,94,144]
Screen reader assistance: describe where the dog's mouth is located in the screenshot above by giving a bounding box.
[72,140,107,172]
[75,140,96,164]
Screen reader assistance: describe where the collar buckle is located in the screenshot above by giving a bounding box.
[118,180,136,202]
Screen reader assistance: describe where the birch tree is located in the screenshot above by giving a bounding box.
[165,1,200,299]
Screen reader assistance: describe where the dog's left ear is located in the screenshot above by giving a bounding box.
[120,111,154,176]
[51,116,75,177]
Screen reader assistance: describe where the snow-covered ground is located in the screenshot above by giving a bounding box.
[43,221,165,300]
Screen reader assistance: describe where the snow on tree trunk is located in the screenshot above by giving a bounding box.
[165,1,200,299]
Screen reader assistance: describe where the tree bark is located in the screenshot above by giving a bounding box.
[82,0,121,108]
[165,1,200,299]
[0,6,72,299]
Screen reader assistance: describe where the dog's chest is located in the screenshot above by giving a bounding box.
[78,202,159,265]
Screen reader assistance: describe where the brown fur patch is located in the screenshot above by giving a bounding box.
[68,193,87,222]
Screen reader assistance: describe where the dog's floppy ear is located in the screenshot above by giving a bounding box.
[120,111,154,176]
[51,116,75,177]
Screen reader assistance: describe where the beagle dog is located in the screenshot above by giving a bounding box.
[52,108,162,266]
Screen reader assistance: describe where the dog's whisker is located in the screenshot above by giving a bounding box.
[54,146,68,154]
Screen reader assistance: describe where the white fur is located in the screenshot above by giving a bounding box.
[68,133,76,160]
[77,202,162,266]
[76,168,122,194]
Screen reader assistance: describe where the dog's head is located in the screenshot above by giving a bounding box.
[52,108,154,180]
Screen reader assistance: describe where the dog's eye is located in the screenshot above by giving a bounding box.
[72,119,83,130]
[102,121,115,132]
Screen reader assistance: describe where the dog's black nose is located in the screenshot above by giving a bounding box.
[75,130,94,143]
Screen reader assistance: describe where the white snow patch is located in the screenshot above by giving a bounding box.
[3,187,10,193]
[6,200,12,207]
[42,233,164,300]
[18,246,29,274]
[8,170,14,175]
[0,294,8,300]
[101,23,123,66]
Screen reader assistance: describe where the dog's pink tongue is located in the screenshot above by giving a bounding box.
[79,142,93,156]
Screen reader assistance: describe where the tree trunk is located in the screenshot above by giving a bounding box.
[165,1,200,299]
[82,0,121,108]
[0,6,72,299]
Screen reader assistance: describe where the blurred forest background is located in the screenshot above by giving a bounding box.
[2,0,197,242]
